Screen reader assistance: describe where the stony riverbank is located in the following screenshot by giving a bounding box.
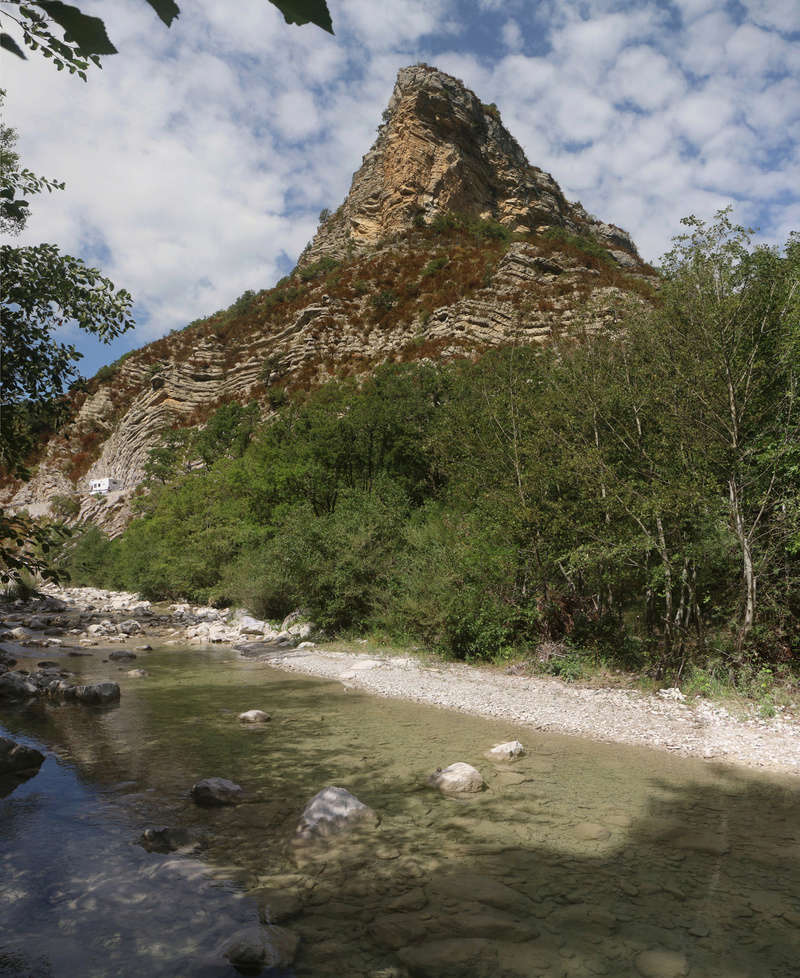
[2,584,799,778]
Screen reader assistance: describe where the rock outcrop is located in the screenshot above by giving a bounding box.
[3,65,654,534]
[300,64,640,267]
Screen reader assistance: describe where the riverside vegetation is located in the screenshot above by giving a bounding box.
[52,212,800,708]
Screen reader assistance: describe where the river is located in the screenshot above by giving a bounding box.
[1,644,798,977]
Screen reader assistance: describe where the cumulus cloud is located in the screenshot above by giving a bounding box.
[2,0,798,373]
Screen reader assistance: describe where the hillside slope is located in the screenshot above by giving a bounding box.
[5,64,655,534]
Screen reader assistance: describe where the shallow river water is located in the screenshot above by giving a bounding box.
[1,644,799,977]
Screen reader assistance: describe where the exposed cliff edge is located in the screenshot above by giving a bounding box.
[300,64,640,268]
[3,64,654,534]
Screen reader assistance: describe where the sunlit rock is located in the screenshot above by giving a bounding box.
[239,709,271,723]
[428,762,485,794]
[191,777,243,806]
[296,786,377,841]
[487,740,525,760]
[118,619,142,635]
[127,668,148,678]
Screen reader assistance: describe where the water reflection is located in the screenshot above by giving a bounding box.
[1,645,799,977]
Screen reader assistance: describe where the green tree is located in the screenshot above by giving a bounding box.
[0,0,333,77]
[0,97,133,585]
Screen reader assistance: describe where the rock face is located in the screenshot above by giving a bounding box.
[303,65,639,269]
[4,65,653,533]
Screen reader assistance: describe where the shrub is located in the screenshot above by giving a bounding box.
[421,256,449,278]
[371,289,398,311]
[50,494,80,519]
[299,256,340,282]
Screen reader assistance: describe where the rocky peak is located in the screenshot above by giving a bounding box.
[301,64,640,267]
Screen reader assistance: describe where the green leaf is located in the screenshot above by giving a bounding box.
[1,32,27,58]
[142,0,180,27]
[269,0,334,34]
[35,1,117,55]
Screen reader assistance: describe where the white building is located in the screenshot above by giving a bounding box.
[88,477,121,494]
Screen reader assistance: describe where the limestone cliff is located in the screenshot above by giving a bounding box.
[300,64,640,268]
[4,65,655,534]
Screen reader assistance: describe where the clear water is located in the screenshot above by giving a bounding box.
[1,644,799,977]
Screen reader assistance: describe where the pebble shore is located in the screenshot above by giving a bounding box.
[3,584,799,779]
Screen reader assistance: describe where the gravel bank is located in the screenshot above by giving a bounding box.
[259,645,800,778]
[5,585,798,779]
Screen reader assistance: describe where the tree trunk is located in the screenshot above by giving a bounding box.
[729,477,756,647]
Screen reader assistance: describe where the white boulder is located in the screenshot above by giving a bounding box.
[488,740,525,760]
[428,762,485,794]
[239,709,271,723]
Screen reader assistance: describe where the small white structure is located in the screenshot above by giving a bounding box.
[88,477,121,494]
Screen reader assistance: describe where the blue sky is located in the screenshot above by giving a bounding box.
[3,0,799,377]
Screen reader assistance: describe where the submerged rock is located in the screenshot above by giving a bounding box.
[109,649,136,660]
[487,740,525,760]
[73,682,121,705]
[428,762,485,794]
[222,924,299,972]
[0,736,45,776]
[635,949,690,978]
[296,786,377,841]
[139,826,195,853]
[239,709,271,723]
[191,777,243,806]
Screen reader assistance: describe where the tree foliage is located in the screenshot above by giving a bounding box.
[0,94,134,586]
[0,0,333,78]
[57,214,800,683]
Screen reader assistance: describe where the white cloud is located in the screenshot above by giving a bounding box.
[742,0,800,34]
[605,45,687,111]
[502,20,524,53]
[2,0,798,368]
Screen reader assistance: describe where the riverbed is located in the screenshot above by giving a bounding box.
[2,642,799,977]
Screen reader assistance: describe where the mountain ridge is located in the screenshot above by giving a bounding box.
[3,64,655,533]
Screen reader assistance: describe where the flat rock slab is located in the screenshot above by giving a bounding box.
[428,762,485,794]
[296,786,376,841]
[191,777,243,806]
